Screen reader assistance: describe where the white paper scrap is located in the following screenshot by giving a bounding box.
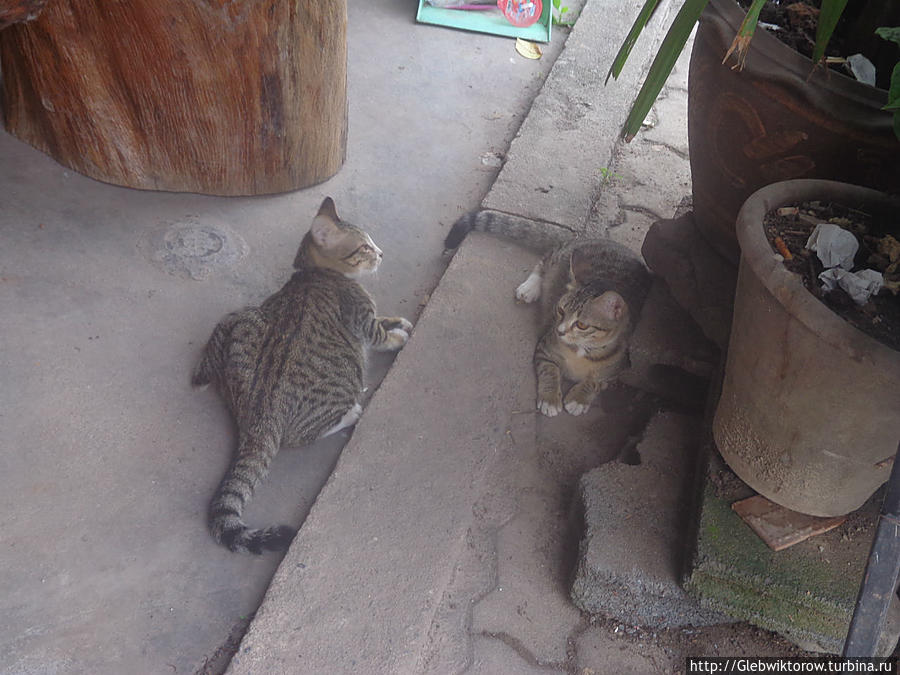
[846,54,876,86]
[818,268,884,305]
[806,223,859,270]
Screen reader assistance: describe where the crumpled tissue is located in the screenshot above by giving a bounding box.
[806,223,858,270]
[818,268,884,306]
[806,223,884,305]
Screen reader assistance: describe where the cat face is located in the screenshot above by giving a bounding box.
[554,288,628,352]
[298,198,383,277]
[315,220,383,278]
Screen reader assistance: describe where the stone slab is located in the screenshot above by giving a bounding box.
[571,411,730,628]
[685,454,899,655]
[483,0,681,230]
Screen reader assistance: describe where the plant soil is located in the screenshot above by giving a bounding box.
[737,0,900,90]
[764,200,900,352]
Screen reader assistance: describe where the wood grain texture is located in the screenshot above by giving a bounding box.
[0,0,347,195]
[0,0,48,31]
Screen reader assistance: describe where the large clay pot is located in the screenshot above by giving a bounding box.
[688,0,900,263]
[714,180,900,517]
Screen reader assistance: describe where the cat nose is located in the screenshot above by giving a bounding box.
[557,323,567,336]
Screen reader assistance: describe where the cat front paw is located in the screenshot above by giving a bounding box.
[381,317,413,333]
[564,399,590,416]
[563,388,594,416]
[538,396,562,417]
[384,327,410,350]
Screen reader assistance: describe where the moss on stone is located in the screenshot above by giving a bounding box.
[685,482,873,651]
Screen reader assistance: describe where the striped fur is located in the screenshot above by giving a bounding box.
[443,210,650,416]
[443,210,575,252]
[519,238,651,417]
[194,198,412,554]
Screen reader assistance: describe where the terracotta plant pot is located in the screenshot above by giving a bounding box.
[713,179,900,517]
[688,0,900,263]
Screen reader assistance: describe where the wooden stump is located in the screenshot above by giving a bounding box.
[0,0,49,31]
[0,0,347,195]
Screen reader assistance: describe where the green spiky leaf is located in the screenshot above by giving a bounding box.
[607,0,664,85]
[621,0,709,140]
[736,0,764,39]
[722,0,765,70]
[812,0,849,64]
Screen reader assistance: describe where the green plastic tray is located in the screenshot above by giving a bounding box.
[416,1,552,43]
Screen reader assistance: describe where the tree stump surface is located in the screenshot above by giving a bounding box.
[0,0,347,195]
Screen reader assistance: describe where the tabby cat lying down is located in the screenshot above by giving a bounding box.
[194,198,412,553]
[445,210,650,416]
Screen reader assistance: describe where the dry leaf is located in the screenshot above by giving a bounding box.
[515,38,542,60]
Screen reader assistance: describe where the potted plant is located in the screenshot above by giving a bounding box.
[609,0,900,262]
[714,179,900,517]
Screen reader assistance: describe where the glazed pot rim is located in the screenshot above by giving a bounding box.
[735,179,900,362]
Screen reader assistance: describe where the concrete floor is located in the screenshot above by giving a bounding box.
[0,2,575,672]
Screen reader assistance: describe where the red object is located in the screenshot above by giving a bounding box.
[497,0,541,27]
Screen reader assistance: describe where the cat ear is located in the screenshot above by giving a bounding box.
[569,246,592,285]
[310,198,343,249]
[591,291,627,321]
[318,196,339,220]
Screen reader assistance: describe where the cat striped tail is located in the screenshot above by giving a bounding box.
[208,434,296,554]
[444,210,575,252]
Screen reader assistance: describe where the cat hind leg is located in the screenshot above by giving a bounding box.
[319,402,363,438]
[515,261,543,303]
[192,346,215,389]
[192,310,256,389]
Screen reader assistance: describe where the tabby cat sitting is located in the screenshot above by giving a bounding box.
[445,210,649,416]
[194,198,412,553]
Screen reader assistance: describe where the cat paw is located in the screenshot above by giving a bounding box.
[538,398,562,417]
[564,399,591,416]
[515,272,542,303]
[382,317,413,332]
[386,327,410,349]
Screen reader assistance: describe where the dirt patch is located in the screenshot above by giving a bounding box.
[748,0,829,58]
[764,200,900,352]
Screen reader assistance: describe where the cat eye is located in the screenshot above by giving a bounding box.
[575,321,589,330]
[342,245,369,261]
